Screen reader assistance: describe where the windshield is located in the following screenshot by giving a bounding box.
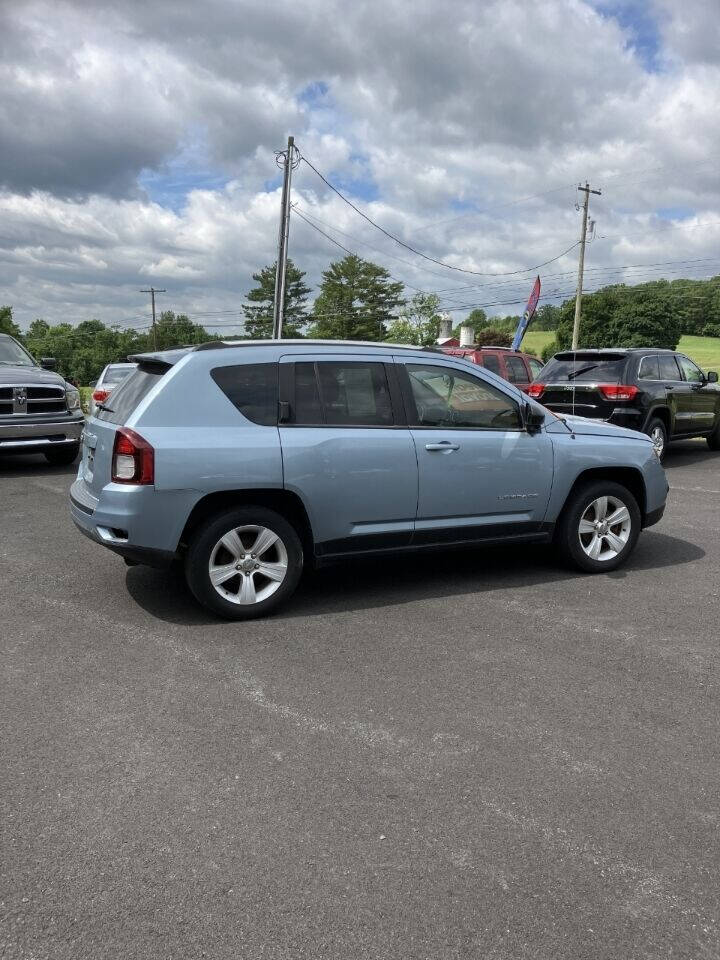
[0,337,36,367]
[540,355,627,383]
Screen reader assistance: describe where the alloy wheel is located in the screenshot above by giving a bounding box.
[208,524,288,605]
[578,495,632,562]
[650,425,665,458]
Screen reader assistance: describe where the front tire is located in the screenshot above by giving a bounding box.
[556,480,641,573]
[185,506,304,620]
[646,417,667,461]
[707,419,720,451]
[44,443,80,466]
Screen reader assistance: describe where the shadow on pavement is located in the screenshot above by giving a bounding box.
[0,453,79,476]
[125,529,704,626]
[663,439,720,469]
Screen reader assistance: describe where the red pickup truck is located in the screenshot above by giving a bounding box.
[438,343,545,393]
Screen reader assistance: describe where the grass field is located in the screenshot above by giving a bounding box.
[521,331,720,371]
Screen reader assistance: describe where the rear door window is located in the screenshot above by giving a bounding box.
[292,361,394,426]
[638,355,660,380]
[95,368,164,423]
[211,362,278,425]
[505,356,529,383]
[658,355,682,381]
[481,354,501,375]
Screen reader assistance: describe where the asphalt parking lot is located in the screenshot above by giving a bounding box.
[2,442,719,960]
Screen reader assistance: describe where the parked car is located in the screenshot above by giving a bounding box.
[70,340,668,620]
[90,362,137,416]
[438,344,544,392]
[0,333,84,465]
[529,348,720,460]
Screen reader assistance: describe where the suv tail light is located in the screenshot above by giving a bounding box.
[527,383,545,398]
[112,428,154,484]
[92,388,109,404]
[597,384,639,401]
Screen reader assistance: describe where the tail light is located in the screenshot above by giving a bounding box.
[527,383,545,398]
[92,388,110,404]
[597,384,639,401]
[112,428,154,485]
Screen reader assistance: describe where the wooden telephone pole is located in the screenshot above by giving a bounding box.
[571,183,601,350]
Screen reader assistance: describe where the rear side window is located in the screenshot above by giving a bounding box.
[292,361,394,426]
[658,355,681,380]
[638,356,660,380]
[505,356,528,383]
[211,363,278,425]
[95,368,164,423]
[482,354,501,375]
[541,355,627,383]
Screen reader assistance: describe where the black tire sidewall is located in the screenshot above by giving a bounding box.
[646,418,667,461]
[185,506,304,619]
[558,480,641,573]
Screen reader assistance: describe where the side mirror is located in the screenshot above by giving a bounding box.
[40,357,56,370]
[522,401,545,434]
[707,371,718,383]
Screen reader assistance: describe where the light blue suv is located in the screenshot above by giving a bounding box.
[70,340,668,619]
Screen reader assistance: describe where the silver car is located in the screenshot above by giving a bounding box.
[70,340,668,619]
[90,362,137,416]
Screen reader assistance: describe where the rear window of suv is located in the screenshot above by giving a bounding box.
[540,353,627,383]
[95,367,164,423]
[211,363,278,425]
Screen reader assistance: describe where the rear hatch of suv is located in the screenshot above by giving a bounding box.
[80,358,172,498]
[530,352,631,419]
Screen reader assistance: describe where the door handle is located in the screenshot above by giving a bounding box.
[425,441,460,452]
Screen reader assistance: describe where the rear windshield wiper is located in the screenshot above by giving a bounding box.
[567,363,599,380]
[95,402,114,413]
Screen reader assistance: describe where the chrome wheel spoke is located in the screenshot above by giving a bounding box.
[220,529,244,559]
[579,518,596,534]
[604,530,625,554]
[251,527,279,557]
[210,562,238,587]
[593,496,608,521]
[606,505,629,526]
[238,574,258,605]
[257,560,287,582]
[588,534,602,559]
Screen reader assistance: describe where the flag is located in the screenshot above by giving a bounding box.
[511,276,542,351]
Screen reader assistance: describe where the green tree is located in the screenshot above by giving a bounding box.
[386,293,442,346]
[153,311,210,351]
[243,260,310,339]
[554,282,682,351]
[309,255,404,341]
[0,306,22,338]
[466,308,487,327]
[533,303,560,331]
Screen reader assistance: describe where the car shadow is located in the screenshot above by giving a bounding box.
[125,529,705,626]
[663,439,720,469]
[0,453,79,476]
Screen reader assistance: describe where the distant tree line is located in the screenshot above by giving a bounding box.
[1,264,718,384]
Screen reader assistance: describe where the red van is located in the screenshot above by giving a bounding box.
[438,343,545,393]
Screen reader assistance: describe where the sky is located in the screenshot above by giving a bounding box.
[1,0,719,334]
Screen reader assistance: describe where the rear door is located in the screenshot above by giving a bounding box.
[676,354,717,434]
[396,357,553,544]
[278,354,418,557]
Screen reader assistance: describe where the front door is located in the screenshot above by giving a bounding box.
[278,354,418,557]
[395,358,554,545]
[676,354,718,434]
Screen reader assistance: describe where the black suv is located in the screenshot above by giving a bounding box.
[529,348,720,459]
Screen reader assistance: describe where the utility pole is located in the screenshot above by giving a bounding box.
[571,182,601,349]
[272,136,299,339]
[140,287,166,350]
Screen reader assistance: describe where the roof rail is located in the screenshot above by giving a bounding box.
[193,338,441,353]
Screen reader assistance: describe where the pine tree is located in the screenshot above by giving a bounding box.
[309,255,404,341]
[243,260,310,339]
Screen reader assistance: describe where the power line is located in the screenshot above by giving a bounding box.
[300,153,581,277]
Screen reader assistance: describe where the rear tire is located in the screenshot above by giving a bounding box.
[645,417,667,461]
[44,443,80,466]
[556,480,641,573]
[185,506,304,620]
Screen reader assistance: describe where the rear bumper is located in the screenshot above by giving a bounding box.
[0,414,84,451]
[71,512,177,568]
